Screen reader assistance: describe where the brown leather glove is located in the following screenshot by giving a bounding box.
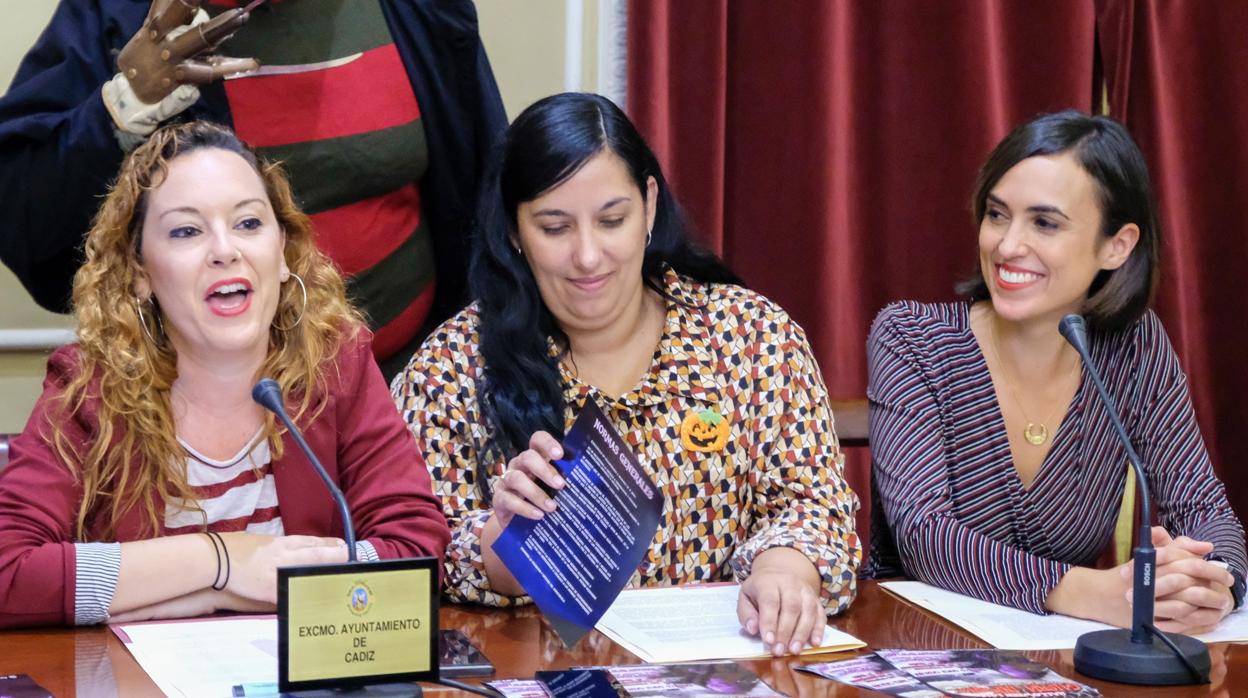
[117,0,260,104]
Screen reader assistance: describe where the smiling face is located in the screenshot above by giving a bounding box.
[978,153,1139,326]
[136,147,288,359]
[514,150,658,335]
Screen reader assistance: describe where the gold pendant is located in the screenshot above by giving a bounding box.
[1023,422,1049,446]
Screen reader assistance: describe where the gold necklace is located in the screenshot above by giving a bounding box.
[986,314,1080,447]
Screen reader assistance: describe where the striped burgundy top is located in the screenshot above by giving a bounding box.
[165,433,282,536]
[865,301,1246,614]
[73,432,381,625]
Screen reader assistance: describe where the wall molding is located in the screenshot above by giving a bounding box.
[0,329,76,352]
[597,0,628,108]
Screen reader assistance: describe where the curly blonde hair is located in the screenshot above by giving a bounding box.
[50,121,364,539]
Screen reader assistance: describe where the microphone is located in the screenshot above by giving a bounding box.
[253,378,357,562]
[1059,314,1208,685]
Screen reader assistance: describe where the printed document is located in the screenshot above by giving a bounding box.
[112,617,277,697]
[881,580,1248,650]
[595,584,864,663]
[494,401,663,647]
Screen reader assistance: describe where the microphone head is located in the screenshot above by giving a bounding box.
[252,378,285,414]
[1058,314,1089,354]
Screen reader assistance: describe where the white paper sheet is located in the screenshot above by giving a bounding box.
[593,584,864,663]
[114,617,278,697]
[881,580,1248,650]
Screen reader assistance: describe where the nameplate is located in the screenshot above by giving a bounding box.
[277,557,439,692]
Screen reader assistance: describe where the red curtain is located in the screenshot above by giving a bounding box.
[628,1,1098,542]
[1097,0,1248,525]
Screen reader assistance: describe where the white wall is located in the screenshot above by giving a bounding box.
[0,3,66,433]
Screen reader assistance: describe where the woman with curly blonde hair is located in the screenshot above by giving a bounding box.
[0,122,449,628]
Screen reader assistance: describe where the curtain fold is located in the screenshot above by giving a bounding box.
[1097,0,1248,522]
[629,1,1097,545]
[627,1,729,255]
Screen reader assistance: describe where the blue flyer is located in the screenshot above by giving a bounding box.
[493,401,663,647]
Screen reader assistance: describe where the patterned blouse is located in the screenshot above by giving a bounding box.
[392,269,861,612]
[866,301,1247,614]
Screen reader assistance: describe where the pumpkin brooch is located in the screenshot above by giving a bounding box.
[680,408,730,452]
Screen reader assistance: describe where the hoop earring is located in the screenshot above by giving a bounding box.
[646,230,653,248]
[136,298,164,345]
[273,273,307,331]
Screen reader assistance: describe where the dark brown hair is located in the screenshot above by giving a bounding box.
[959,110,1159,331]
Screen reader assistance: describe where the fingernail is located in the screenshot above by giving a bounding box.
[765,632,774,644]
[552,447,563,458]
[774,642,785,655]
[544,499,557,512]
[554,476,566,487]
[790,641,802,654]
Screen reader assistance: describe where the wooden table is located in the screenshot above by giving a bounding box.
[0,582,1239,696]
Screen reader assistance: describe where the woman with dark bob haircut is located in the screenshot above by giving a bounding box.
[393,92,861,655]
[866,111,1245,634]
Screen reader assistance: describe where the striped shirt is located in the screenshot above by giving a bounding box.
[865,301,1246,614]
[209,0,434,364]
[166,433,282,536]
[72,434,379,625]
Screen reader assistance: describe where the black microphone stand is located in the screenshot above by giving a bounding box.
[253,379,502,697]
[253,378,357,561]
[1060,314,1209,685]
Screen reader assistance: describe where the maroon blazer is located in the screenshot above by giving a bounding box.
[0,333,449,628]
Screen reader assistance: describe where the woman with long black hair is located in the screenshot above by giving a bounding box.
[393,92,860,656]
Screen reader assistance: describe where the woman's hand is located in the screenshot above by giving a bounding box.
[1050,527,1235,633]
[1123,527,1235,634]
[109,588,275,624]
[480,431,568,596]
[738,547,825,656]
[1046,565,1132,626]
[220,533,349,603]
[491,431,566,529]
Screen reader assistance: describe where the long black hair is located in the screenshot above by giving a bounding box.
[470,93,739,486]
[960,110,1160,331]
